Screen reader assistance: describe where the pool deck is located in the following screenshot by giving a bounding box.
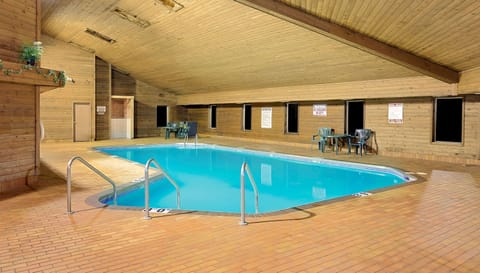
[1,136,479,272]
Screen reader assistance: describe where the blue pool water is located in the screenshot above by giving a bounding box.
[96,144,412,214]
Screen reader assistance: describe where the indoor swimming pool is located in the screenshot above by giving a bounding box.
[96,144,414,214]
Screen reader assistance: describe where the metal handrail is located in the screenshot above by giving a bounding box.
[183,133,198,147]
[67,156,117,214]
[144,158,181,220]
[183,133,189,147]
[239,162,259,225]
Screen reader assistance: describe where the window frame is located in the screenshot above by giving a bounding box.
[433,97,464,143]
[286,103,299,134]
[156,105,168,128]
[243,104,252,131]
[209,105,217,129]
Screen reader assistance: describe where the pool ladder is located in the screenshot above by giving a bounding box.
[66,156,118,214]
[239,162,259,225]
[144,158,181,220]
[183,133,198,147]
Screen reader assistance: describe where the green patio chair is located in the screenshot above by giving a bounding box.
[351,129,372,156]
[176,121,190,139]
[312,127,333,152]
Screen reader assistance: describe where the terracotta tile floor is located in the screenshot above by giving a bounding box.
[1,136,479,272]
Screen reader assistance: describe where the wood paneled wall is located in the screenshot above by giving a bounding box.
[40,36,96,141]
[37,37,479,165]
[111,99,127,119]
[0,84,36,191]
[187,96,480,164]
[111,70,181,137]
[366,96,480,163]
[0,0,40,192]
[0,0,38,63]
[178,76,456,105]
[459,68,480,94]
[95,57,111,140]
[112,70,135,96]
[135,81,177,138]
[43,52,180,141]
[182,74,479,164]
[187,101,345,143]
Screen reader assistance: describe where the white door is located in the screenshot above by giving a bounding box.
[74,103,91,142]
[111,96,134,139]
[126,98,134,139]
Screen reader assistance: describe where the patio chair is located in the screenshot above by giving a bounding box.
[312,127,333,152]
[176,121,190,139]
[165,122,178,139]
[351,129,372,156]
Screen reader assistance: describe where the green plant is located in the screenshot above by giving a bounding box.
[20,41,43,66]
[1,58,68,87]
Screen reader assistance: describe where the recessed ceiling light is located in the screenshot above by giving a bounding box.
[85,28,117,44]
[112,7,151,28]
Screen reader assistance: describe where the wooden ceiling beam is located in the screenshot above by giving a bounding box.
[235,0,459,83]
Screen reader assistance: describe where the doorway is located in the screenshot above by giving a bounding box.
[111,96,134,139]
[73,103,91,142]
[346,101,364,135]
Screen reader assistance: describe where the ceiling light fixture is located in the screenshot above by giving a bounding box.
[112,7,151,28]
[85,28,117,44]
[153,0,184,12]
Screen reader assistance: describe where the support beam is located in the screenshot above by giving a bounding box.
[235,0,459,84]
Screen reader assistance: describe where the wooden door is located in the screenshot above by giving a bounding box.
[74,103,91,142]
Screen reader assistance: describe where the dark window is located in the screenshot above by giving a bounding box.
[346,101,364,135]
[286,103,298,133]
[210,105,217,129]
[156,105,167,127]
[434,97,463,142]
[243,104,252,130]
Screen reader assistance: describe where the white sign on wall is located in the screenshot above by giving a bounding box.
[96,106,106,115]
[313,104,327,116]
[261,107,272,128]
[388,103,403,124]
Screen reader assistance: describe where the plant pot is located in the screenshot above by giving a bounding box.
[27,57,36,66]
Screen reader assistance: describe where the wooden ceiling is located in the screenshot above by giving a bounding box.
[41,0,480,95]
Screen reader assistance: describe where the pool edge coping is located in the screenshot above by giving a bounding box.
[85,142,422,217]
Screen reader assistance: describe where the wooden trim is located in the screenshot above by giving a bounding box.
[459,68,480,94]
[0,61,64,87]
[235,0,459,84]
[177,77,455,105]
[36,0,41,41]
[35,86,40,175]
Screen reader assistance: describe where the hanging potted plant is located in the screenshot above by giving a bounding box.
[20,41,43,66]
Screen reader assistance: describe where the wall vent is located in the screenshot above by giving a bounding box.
[85,28,117,44]
[112,7,151,28]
